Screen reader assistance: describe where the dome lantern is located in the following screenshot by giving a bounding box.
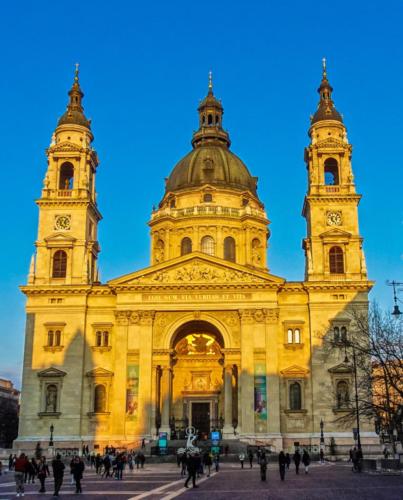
[57,64,91,129]
[311,58,343,125]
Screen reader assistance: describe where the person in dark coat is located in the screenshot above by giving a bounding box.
[184,453,199,488]
[293,449,301,474]
[285,453,291,469]
[37,457,50,493]
[302,450,310,474]
[203,451,212,477]
[52,453,65,497]
[248,450,254,468]
[278,451,287,481]
[72,456,85,493]
[180,454,187,476]
[260,452,267,481]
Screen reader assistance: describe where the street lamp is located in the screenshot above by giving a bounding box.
[387,281,402,317]
[344,345,361,450]
[320,419,325,449]
[49,424,54,447]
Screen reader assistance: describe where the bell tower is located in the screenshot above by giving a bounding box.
[302,59,367,282]
[31,65,101,286]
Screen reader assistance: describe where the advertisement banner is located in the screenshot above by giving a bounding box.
[254,362,267,431]
[126,364,139,421]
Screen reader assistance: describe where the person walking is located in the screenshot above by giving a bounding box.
[9,453,14,471]
[293,449,301,474]
[37,457,50,493]
[203,451,212,477]
[260,452,267,481]
[180,454,187,476]
[52,453,65,497]
[302,450,310,474]
[141,438,146,449]
[278,451,286,481]
[351,447,358,472]
[257,447,262,465]
[319,449,325,464]
[239,452,245,469]
[116,454,124,480]
[73,456,85,493]
[356,447,363,473]
[184,454,199,488]
[285,453,291,470]
[213,453,220,472]
[248,449,254,468]
[102,455,111,478]
[14,453,28,497]
[69,456,76,485]
[29,457,38,483]
[139,452,146,469]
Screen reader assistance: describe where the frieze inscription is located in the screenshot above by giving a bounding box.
[142,292,252,302]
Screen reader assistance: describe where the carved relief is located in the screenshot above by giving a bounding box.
[139,262,266,284]
[223,312,238,327]
[114,310,131,325]
[128,311,155,325]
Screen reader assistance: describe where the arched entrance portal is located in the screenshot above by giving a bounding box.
[165,321,235,439]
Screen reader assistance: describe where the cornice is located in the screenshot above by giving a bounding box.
[304,194,361,204]
[302,280,374,292]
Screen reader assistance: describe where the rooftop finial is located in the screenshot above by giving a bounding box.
[74,63,80,82]
[208,70,213,94]
[322,57,327,78]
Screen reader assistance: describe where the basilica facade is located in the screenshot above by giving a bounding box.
[17,64,378,452]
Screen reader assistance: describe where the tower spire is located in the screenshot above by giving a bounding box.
[311,58,343,125]
[57,64,91,129]
[208,70,213,95]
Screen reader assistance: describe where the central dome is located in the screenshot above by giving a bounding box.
[165,76,258,197]
[166,146,257,194]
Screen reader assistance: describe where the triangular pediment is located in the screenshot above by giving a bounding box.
[319,228,352,239]
[109,252,285,287]
[315,137,346,149]
[328,362,353,374]
[44,233,77,243]
[280,365,310,377]
[86,367,114,378]
[37,367,67,378]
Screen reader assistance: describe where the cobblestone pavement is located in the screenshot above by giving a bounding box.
[0,462,402,499]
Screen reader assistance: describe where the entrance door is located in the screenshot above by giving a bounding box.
[191,402,210,435]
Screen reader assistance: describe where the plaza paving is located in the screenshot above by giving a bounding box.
[0,462,402,499]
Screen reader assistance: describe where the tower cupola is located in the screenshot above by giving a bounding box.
[57,64,91,129]
[311,58,343,125]
[191,72,230,148]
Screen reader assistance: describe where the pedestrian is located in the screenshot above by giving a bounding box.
[176,452,181,468]
[69,456,76,485]
[29,457,38,483]
[102,455,111,477]
[51,453,65,497]
[383,448,389,459]
[248,449,254,468]
[184,453,199,488]
[0,460,2,476]
[356,447,363,473]
[37,456,50,493]
[319,449,325,464]
[302,449,310,474]
[73,456,85,493]
[9,453,14,471]
[260,452,267,481]
[203,451,212,477]
[180,454,187,476]
[141,438,146,449]
[351,447,358,472]
[293,449,301,474]
[349,447,353,463]
[239,452,245,468]
[285,452,291,469]
[213,453,220,472]
[134,453,140,470]
[278,451,286,481]
[95,453,102,474]
[128,453,134,471]
[14,453,28,497]
[139,452,146,469]
[116,454,124,480]
[257,447,262,464]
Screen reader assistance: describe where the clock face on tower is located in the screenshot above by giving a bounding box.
[326,211,342,226]
[54,215,71,231]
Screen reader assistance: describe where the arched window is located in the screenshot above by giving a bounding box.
[52,250,67,278]
[47,330,54,347]
[207,114,213,125]
[329,246,344,274]
[215,115,220,125]
[203,193,213,202]
[289,382,302,410]
[94,384,106,413]
[287,329,293,344]
[181,237,192,256]
[294,328,301,344]
[336,380,349,408]
[224,236,236,262]
[324,158,339,185]
[45,384,58,413]
[334,326,340,343]
[341,326,347,342]
[59,162,74,190]
[201,236,215,256]
[54,330,61,346]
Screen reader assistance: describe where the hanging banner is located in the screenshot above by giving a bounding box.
[254,362,267,432]
[126,364,139,421]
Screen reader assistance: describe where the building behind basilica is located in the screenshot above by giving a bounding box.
[16,63,379,453]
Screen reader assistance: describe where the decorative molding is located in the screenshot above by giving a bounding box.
[37,367,67,378]
[328,362,353,374]
[86,367,114,378]
[280,365,310,377]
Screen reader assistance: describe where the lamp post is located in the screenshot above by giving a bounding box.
[387,280,403,317]
[320,419,325,450]
[344,345,361,450]
[49,424,54,447]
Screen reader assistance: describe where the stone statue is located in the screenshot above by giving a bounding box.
[46,385,57,413]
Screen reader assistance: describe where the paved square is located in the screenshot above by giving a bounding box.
[0,462,401,499]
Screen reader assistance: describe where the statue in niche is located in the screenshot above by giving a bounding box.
[251,238,262,266]
[336,381,349,408]
[154,240,165,263]
[45,384,58,413]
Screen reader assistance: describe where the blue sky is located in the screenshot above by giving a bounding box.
[0,1,402,387]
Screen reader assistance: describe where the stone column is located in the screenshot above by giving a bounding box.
[113,311,130,440]
[223,364,233,436]
[159,365,172,434]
